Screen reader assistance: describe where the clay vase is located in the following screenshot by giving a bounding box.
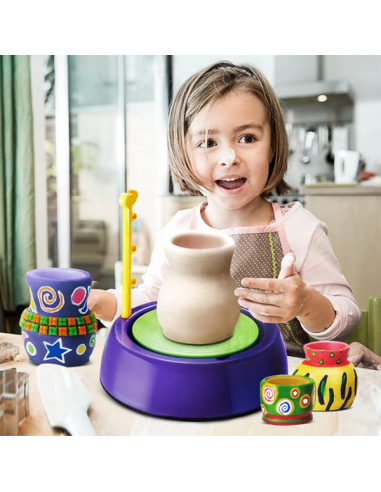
[293,341,358,411]
[19,268,97,366]
[157,230,241,345]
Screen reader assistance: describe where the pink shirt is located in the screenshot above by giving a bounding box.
[107,201,361,341]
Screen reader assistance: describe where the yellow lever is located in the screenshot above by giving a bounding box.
[119,190,138,318]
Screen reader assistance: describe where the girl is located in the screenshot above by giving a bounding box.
[89,60,361,358]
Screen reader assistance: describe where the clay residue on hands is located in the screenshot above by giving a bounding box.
[278,253,296,280]
[348,342,381,370]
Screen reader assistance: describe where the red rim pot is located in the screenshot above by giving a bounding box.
[304,341,350,368]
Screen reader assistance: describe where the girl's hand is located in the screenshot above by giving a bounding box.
[348,342,381,370]
[234,252,336,331]
[234,252,307,324]
[87,289,117,323]
[234,274,309,325]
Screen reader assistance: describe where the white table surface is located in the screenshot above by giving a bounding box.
[1,332,381,436]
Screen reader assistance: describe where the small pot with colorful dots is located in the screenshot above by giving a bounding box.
[292,341,358,411]
[20,268,97,367]
[260,375,315,425]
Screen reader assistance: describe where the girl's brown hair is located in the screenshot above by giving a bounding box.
[167,60,291,198]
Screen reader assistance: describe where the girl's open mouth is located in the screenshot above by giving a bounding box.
[216,177,247,190]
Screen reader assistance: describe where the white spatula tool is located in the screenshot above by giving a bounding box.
[37,364,96,436]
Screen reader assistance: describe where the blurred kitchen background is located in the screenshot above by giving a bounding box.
[9,55,381,329]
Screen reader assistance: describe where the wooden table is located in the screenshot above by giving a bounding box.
[1,332,381,436]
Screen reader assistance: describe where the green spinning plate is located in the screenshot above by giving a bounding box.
[132,309,259,359]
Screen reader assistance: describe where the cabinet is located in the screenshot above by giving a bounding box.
[302,185,381,308]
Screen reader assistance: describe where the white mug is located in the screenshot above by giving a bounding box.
[334,150,360,184]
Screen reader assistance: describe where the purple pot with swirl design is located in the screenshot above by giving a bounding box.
[20,268,96,367]
[26,268,92,318]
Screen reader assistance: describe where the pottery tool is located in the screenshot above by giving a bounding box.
[119,190,138,318]
[37,364,95,436]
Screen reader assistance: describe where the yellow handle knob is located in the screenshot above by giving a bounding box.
[119,190,138,208]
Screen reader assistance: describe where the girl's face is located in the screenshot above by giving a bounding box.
[186,91,273,213]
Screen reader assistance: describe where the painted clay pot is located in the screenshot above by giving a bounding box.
[157,230,241,345]
[293,341,358,411]
[260,375,316,425]
[19,268,97,366]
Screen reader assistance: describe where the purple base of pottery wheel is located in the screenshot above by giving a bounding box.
[100,302,288,421]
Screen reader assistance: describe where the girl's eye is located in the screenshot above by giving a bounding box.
[198,139,217,149]
[239,134,256,144]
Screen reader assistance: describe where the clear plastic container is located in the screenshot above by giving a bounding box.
[0,369,29,436]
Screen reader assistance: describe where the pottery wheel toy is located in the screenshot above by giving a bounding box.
[100,191,288,420]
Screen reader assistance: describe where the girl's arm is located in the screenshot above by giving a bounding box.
[279,253,336,333]
[292,281,336,333]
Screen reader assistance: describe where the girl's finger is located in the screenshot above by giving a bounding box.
[347,354,362,366]
[237,297,282,316]
[241,277,285,292]
[237,297,285,324]
[234,288,281,307]
[278,253,296,280]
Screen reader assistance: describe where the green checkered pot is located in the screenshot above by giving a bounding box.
[260,375,315,426]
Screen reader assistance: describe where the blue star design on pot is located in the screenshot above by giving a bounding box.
[43,338,72,364]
